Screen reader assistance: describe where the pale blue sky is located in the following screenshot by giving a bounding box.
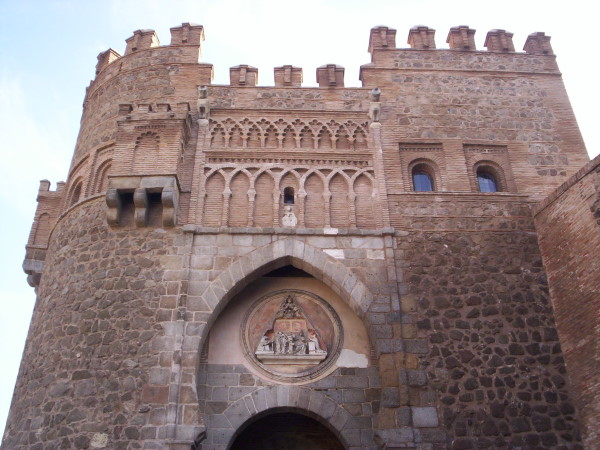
[1,0,598,436]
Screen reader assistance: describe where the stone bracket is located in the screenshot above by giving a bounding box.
[23,255,45,288]
[106,176,180,228]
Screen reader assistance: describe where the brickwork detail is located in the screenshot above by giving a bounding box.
[209,117,368,150]
[533,156,600,448]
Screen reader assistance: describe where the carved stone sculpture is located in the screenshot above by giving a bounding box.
[281,206,297,227]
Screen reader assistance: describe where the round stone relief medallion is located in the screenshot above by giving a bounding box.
[241,289,343,382]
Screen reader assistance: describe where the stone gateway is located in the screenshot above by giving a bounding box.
[4,22,599,450]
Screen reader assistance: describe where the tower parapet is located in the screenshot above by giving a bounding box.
[95,48,121,75]
[229,65,259,86]
[124,29,160,54]
[484,29,515,52]
[407,25,436,49]
[23,180,65,288]
[524,31,554,55]
[274,65,303,87]
[446,25,477,50]
[316,64,345,87]
[170,22,205,47]
[368,25,397,54]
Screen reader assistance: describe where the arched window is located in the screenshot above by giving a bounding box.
[477,169,498,193]
[69,181,82,206]
[411,164,435,192]
[283,187,295,204]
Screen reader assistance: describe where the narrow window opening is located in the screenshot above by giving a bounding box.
[412,164,434,192]
[70,183,82,206]
[283,187,295,204]
[477,169,498,193]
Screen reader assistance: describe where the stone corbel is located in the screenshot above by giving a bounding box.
[106,188,123,226]
[161,186,179,227]
[134,188,149,227]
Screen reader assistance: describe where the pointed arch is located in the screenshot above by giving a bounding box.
[203,172,225,227]
[354,174,376,229]
[229,172,250,227]
[329,173,349,228]
[254,172,275,227]
[93,159,112,194]
[193,238,375,327]
[229,125,244,148]
[68,178,84,207]
[282,125,296,149]
[304,173,325,228]
[247,125,261,148]
[317,127,332,150]
[299,127,313,149]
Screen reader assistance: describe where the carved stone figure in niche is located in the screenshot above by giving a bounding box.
[256,335,271,352]
[369,87,381,123]
[281,206,297,227]
[254,294,327,364]
[277,294,302,318]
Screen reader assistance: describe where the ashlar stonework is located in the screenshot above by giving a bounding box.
[5,22,598,450]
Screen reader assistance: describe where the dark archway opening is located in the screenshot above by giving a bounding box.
[229,412,344,450]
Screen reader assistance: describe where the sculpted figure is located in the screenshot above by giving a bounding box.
[256,335,271,352]
[371,87,381,102]
[308,330,325,353]
[274,331,286,354]
[281,206,298,227]
[277,295,302,319]
[293,332,308,355]
[369,87,382,123]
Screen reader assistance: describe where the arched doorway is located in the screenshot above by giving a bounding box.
[229,411,344,450]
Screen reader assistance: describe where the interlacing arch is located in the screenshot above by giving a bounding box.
[200,165,378,229]
[208,117,369,150]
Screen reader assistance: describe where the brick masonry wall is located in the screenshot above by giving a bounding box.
[362,49,589,201]
[533,155,600,449]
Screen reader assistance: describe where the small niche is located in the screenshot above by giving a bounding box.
[147,192,163,227]
[119,192,135,226]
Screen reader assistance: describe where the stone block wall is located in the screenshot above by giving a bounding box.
[402,230,581,448]
[533,155,600,448]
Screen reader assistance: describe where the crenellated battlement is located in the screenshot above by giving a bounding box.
[91,23,557,92]
[368,24,553,56]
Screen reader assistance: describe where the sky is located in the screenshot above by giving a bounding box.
[0,0,598,436]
